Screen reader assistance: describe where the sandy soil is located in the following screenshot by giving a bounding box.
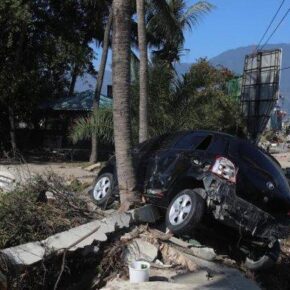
[273,152,290,168]
[0,162,97,184]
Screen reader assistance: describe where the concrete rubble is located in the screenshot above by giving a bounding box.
[169,237,217,261]
[0,205,159,268]
[0,204,261,289]
[102,247,261,289]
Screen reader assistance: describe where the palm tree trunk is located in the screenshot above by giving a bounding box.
[112,0,140,211]
[90,10,113,163]
[137,0,149,143]
[67,64,78,99]
[8,106,17,156]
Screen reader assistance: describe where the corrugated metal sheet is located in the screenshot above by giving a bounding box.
[40,90,112,111]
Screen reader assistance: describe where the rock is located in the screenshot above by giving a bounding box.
[125,238,158,263]
[0,170,16,192]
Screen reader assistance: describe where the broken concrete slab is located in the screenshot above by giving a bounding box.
[172,252,260,290]
[125,238,158,263]
[2,242,46,267]
[102,281,197,290]
[173,269,260,290]
[168,236,216,261]
[0,205,158,268]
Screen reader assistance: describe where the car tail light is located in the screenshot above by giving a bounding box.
[210,156,237,183]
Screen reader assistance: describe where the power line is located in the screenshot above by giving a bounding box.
[260,8,290,50]
[280,66,290,71]
[257,0,286,49]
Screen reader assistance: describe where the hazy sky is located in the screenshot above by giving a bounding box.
[94,0,290,69]
[183,0,290,62]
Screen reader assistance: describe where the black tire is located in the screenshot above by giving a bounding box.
[166,189,205,235]
[244,240,280,271]
[90,173,115,206]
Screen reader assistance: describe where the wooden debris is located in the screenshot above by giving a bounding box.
[160,244,198,272]
[84,163,102,172]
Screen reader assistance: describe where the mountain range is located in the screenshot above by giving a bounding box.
[75,43,290,112]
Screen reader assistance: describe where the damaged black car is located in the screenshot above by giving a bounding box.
[90,130,290,270]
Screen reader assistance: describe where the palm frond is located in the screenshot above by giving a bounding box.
[70,108,113,144]
[181,1,215,30]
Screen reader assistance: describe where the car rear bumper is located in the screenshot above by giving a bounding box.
[203,174,290,243]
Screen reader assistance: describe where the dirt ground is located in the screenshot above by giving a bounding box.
[273,152,290,168]
[0,161,96,184]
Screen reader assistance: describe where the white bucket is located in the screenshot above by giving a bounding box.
[129,260,150,283]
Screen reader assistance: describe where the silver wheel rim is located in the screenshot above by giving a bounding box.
[169,194,192,226]
[93,177,111,201]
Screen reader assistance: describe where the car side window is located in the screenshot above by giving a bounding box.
[174,134,206,151]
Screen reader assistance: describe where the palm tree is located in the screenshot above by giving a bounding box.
[112,0,140,210]
[90,9,113,163]
[136,0,149,143]
[148,0,214,64]
[136,0,213,144]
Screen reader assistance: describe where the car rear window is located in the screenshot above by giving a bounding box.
[230,140,286,181]
[136,134,171,152]
[207,136,228,154]
[174,134,207,150]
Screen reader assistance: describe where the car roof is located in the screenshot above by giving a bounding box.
[172,130,239,141]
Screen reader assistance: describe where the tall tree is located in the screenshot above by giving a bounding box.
[136,0,149,143]
[112,0,140,210]
[90,9,113,163]
[148,0,213,65]
[0,0,97,153]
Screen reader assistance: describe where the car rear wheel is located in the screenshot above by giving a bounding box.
[91,173,114,206]
[166,189,205,235]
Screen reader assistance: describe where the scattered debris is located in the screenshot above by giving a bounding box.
[125,238,158,263]
[160,244,197,272]
[0,170,16,192]
[84,162,103,172]
[0,173,99,249]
